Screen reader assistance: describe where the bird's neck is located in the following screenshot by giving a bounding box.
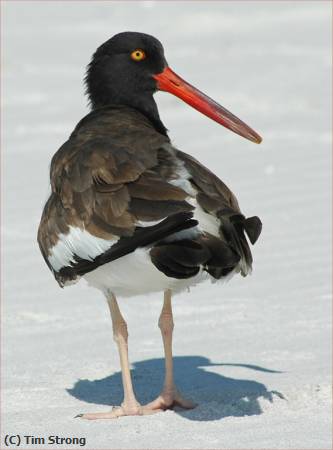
[89,90,168,136]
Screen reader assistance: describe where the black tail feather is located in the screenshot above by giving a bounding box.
[150,239,210,279]
[244,216,262,245]
[149,212,262,281]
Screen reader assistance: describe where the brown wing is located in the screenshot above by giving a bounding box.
[37,107,194,283]
[176,149,241,215]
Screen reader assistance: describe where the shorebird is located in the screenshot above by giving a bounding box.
[37,32,262,419]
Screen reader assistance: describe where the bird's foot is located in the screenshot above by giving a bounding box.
[75,388,196,420]
[143,387,197,411]
[75,401,161,420]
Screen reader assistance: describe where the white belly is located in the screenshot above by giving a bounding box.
[83,247,210,297]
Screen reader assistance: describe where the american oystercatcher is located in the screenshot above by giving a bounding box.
[38,32,262,419]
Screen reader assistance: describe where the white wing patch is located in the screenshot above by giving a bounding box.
[168,166,197,196]
[48,226,117,271]
[188,198,220,237]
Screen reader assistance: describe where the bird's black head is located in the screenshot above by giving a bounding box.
[86,31,262,143]
[85,32,168,133]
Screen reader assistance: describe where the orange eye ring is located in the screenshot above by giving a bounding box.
[130,49,146,62]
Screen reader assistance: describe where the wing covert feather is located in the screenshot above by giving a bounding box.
[39,107,193,263]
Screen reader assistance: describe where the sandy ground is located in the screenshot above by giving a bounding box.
[1,1,332,449]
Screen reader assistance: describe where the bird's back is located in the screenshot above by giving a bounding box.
[38,106,261,294]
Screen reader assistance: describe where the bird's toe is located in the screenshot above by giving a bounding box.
[75,401,163,420]
[143,389,197,411]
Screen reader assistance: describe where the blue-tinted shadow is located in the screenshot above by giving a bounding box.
[67,356,284,421]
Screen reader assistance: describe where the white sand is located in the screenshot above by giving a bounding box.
[2,1,332,449]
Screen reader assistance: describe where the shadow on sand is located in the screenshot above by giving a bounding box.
[67,356,284,421]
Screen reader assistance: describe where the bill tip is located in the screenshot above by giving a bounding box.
[252,133,263,144]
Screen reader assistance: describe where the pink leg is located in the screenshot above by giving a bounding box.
[143,290,196,411]
[77,293,160,420]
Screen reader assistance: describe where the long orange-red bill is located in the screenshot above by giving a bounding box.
[154,67,262,144]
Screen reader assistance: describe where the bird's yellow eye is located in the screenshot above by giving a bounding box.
[130,49,146,62]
